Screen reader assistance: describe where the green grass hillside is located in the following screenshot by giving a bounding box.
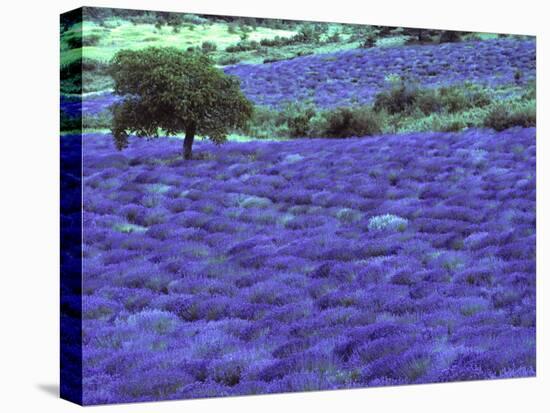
[62,11,516,95]
[61,19,298,66]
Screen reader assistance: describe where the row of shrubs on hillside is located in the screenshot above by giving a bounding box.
[242,81,536,138]
[219,26,487,66]
[62,81,535,135]
[225,25,332,54]
[224,28,491,57]
[195,25,328,66]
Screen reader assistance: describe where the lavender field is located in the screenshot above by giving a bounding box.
[225,38,535,107]
[78,127,535,404]
[65,38,535,116]
[60,9,536,406]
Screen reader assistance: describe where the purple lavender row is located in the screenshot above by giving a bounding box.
[224,38,535,108]
[61,92,122,117]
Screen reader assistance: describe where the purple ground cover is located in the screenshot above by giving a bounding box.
[79,127,535,404]
[80,92,121,115]
[61,92,121,118]
[225,38,535,107]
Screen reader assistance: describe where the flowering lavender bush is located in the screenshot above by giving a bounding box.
[74,125,536,404]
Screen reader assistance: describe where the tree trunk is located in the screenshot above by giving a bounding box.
[184,124,196,160]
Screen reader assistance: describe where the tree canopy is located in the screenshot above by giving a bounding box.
[109,47,253,158]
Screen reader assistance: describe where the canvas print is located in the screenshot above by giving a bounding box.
[60,7,536,405]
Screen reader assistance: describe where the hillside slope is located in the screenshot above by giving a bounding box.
[76,128,536,403]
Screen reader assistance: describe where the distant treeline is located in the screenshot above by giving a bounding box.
[61,7,305,32]
[63,7,481,44]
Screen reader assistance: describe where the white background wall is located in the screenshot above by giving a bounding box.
[0,0,547,411]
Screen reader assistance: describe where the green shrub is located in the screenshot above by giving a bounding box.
[201,41,217,53]
[217,55,240,65]
[241,103,384,139]
[82,58,108,72]
[307,112,330,137]
[225,40,260,53]
[373,79,419,114]
[469,88,492,108]
[242,81,521,138]
[294,24,322,43]
[414,89,442,114]
[260,36,286,47]
[439,86,470,112]
[483,101,536,131]
[259,25,322,48]
[374,82,491,116]
[240,105,289,139]
[277,102,317,138]
[227,23,237,34]
[441,118,468,132]
[521,81,536,101]
[395,111,477,134]
[259,34,307,48]
[439,86,491,113]
[324,106,383,138]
